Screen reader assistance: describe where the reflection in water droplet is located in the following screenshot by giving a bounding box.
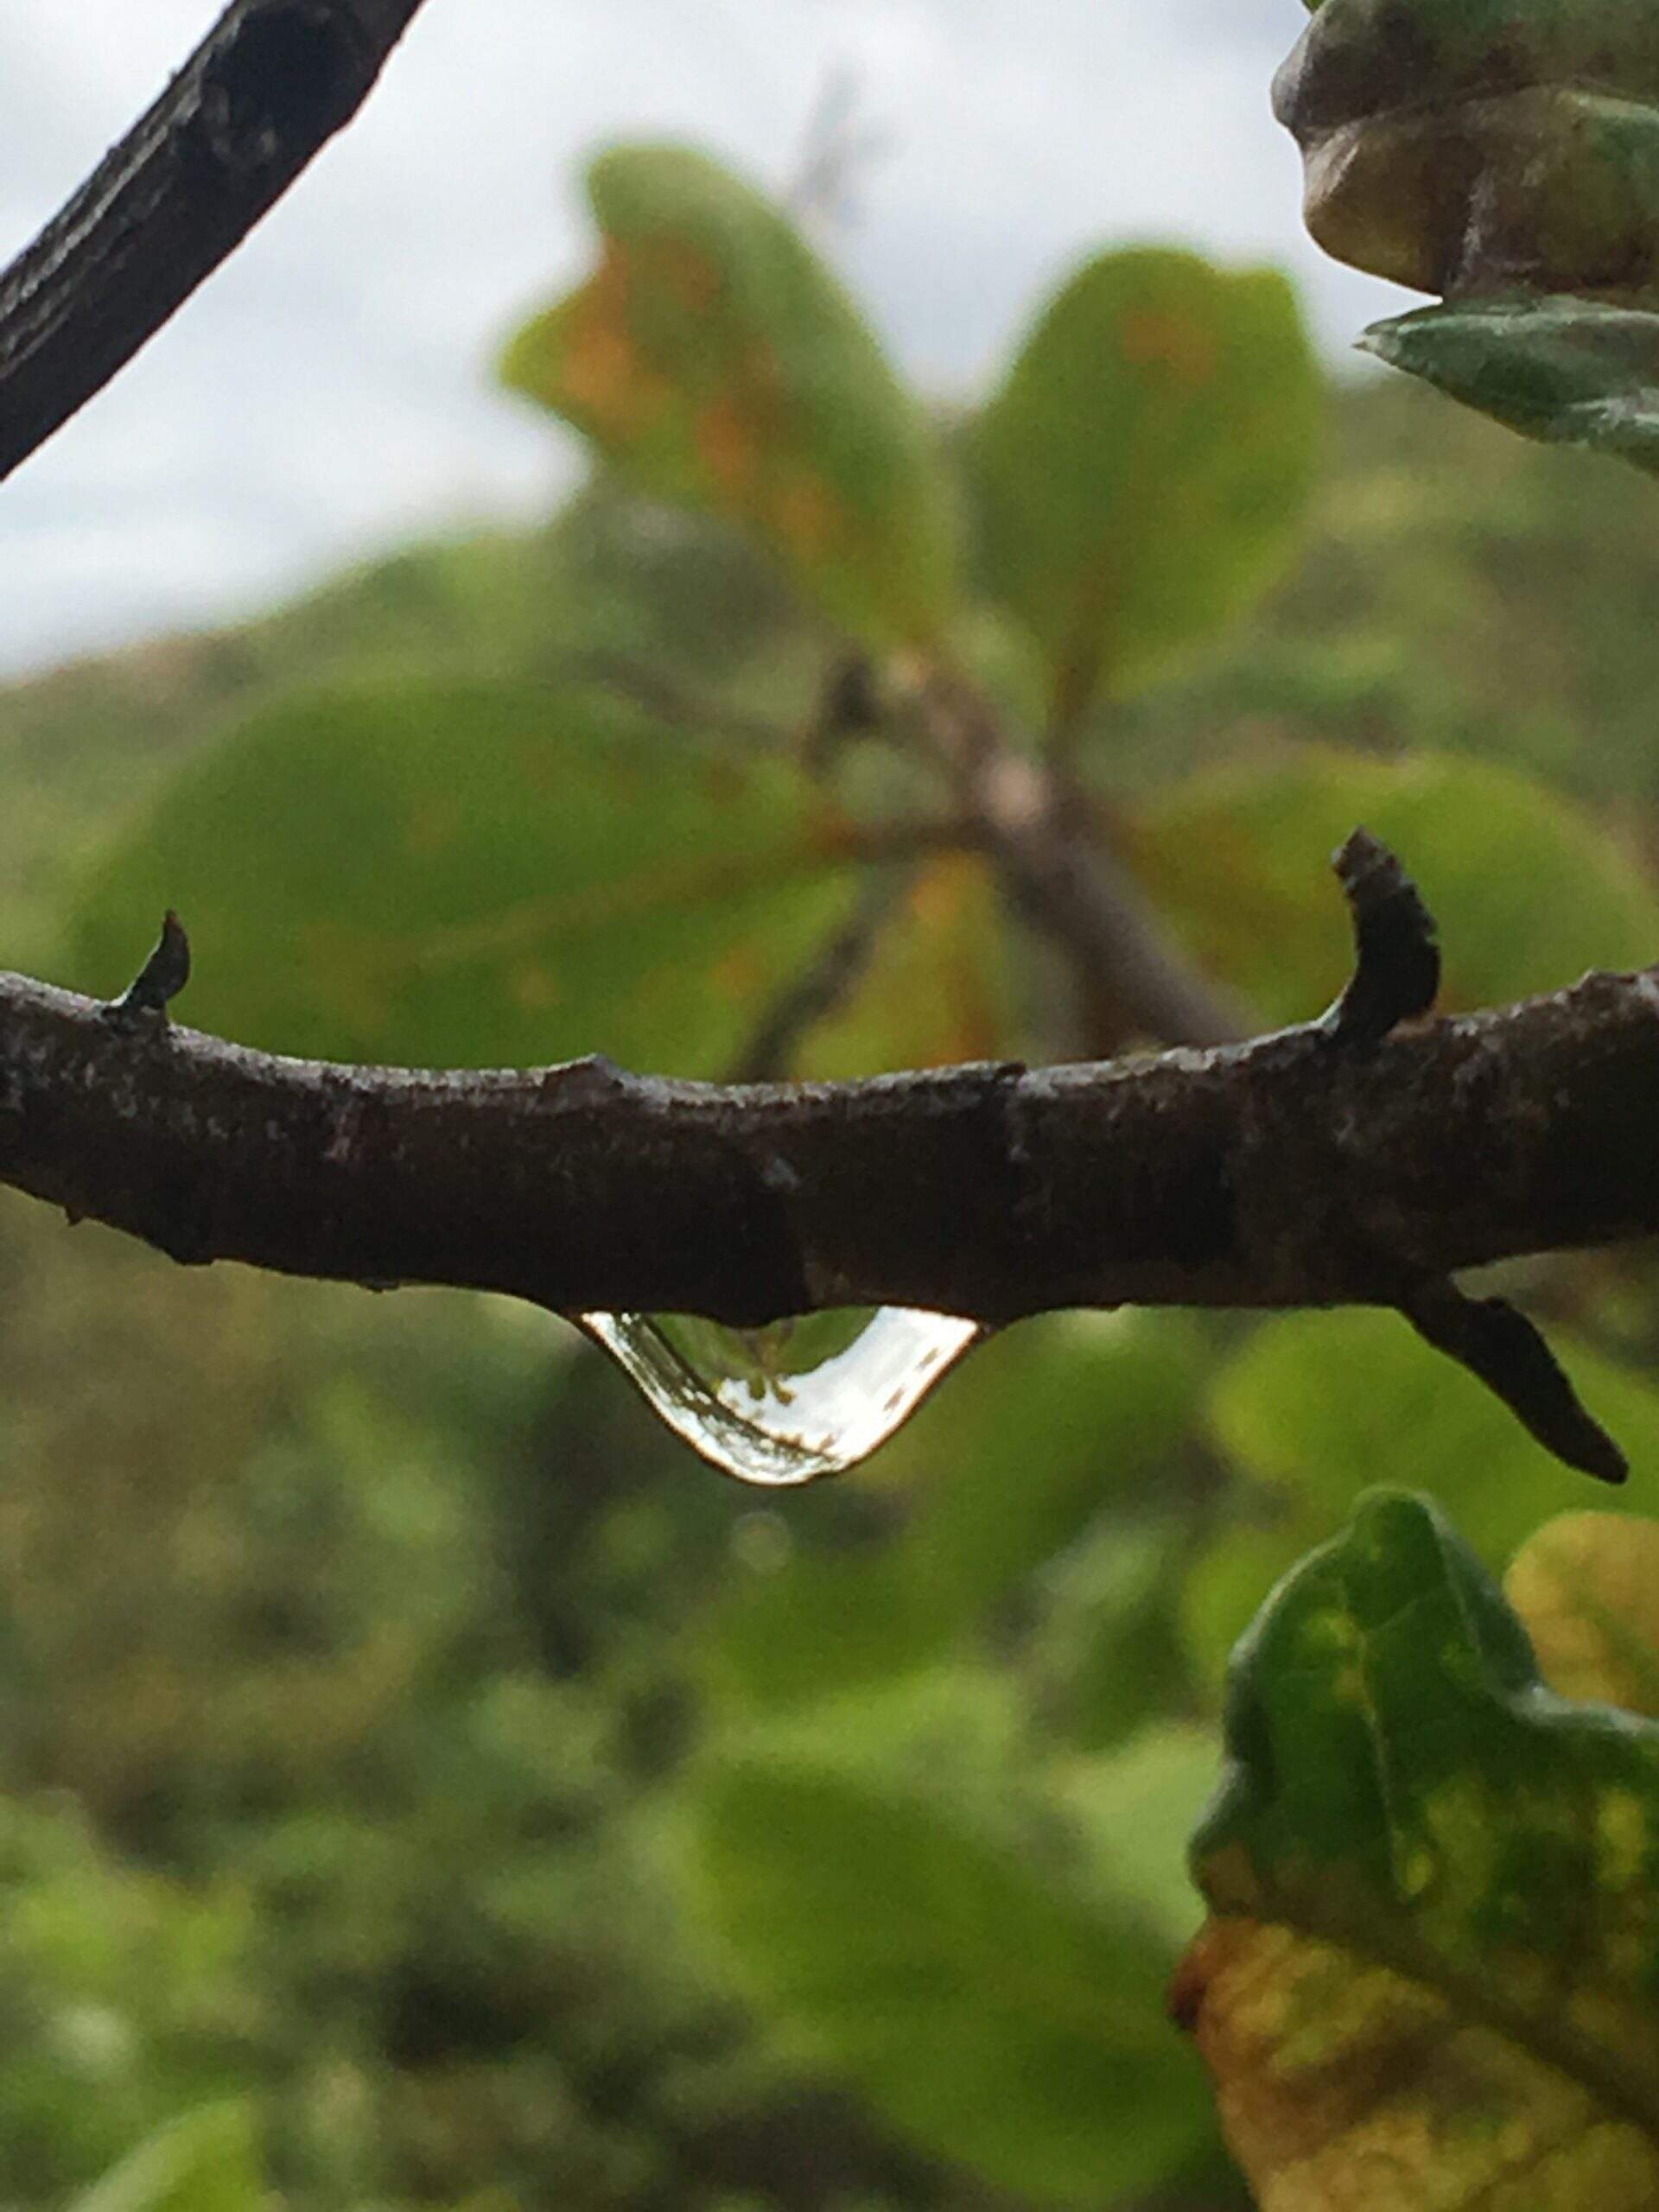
[577,1306,983,1485]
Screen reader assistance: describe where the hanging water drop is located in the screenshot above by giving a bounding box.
[577,1306,984,1485]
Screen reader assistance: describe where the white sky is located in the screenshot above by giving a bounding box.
[0,0,1417,677]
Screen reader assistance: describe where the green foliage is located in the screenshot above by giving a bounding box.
[971,249,1318,720]
[72,2107,263,2212]
[66,680,854,1071]
[500,146,957,648]
[4,99,1659,2212]
[1185,1309,1659,1682]
[1125,747,1659,1022]
[692,1759,1212,2202]
[701,1313,1201,1715]
[1363,298,1659,472]
[1183,1491,1659,2208]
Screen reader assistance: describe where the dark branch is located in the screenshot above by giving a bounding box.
[0,0,429,482]
[0,836,1650,1476]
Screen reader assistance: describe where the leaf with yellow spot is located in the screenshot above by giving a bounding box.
[969,248,1319,724]
[500,145,957,647]
[1179,1490,1659,2210]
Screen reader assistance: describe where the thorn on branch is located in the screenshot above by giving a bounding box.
[1324,826,1441,1046]
[1401,1278,1629,1485]
[104,912,192,1027]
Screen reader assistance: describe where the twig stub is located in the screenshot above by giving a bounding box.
[1326,826,1441,1046]
[103,912,193,1027]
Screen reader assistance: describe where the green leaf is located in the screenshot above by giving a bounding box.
[1123,747,1659,1025]
[64,679,856,1072]
[1053,1724,1220,1950]
[500,144,957,647]
[1185,1308,1659,1684]
[969,247,1318,720]
[691,1757,1213,2201]
[1364,297,1659,474]
[73,2107,262,2212]
[1179,1491,1659,2209]
[702,1312,1201,1713]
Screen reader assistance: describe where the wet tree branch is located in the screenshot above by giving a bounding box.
[0,0,429,482]
[0,836,1651,1478]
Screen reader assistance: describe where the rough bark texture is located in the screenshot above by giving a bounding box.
[3,951,1656,1330]
[0,0,429,480]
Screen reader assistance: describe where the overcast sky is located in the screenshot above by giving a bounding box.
[0,0,1417,678]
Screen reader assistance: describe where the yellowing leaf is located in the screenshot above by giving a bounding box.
[1177,1918,1659,2212]
[1506,1512,1659,1720]
[501,145,957,647]
[1179,1491,1659,2211]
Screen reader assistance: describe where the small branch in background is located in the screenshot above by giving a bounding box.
[0,0,429,481]
[733,868,914,1083]
[785,68,893,231]
[569,652,803,752]
[896,667,1252,1051]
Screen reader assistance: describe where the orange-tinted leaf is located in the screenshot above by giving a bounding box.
[501,146,957,647]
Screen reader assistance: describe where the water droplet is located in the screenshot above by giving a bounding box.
[577,1306,983,1485]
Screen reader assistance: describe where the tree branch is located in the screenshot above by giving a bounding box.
[0,0,429,482]
[1,837,1655,1482]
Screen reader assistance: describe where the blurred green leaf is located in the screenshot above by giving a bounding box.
[501,144,957,646]
[1124,746,1659,1023]
[970,247,1318,720]
[1185,1308,1659,1683]
[1053,1724,1218,1949]
[73,2107,262,2212]
[702,1313,1201,1713]
[65,679,855,1072]
[1505,1510,1659,1719]
[1035,1518,1201,1751]
[1180,1491,1659,2209]
[692,1757,1212,2202]
[1364,297,1659,474]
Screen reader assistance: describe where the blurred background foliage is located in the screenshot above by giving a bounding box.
[3,136,1659,2211]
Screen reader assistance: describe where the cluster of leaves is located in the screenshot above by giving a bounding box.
[7,117,1659,2212]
